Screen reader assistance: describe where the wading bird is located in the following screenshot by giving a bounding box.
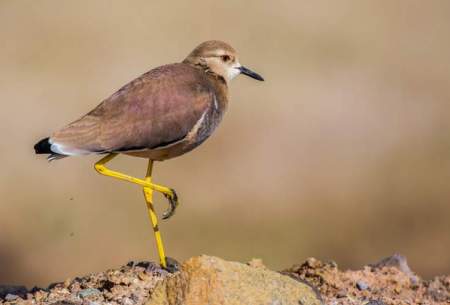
[34,40,264,271]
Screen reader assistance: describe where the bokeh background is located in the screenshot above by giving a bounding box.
[1,0,449,286]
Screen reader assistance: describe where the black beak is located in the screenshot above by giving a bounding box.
[238,66,264,81]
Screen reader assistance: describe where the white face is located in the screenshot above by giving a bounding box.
[202,49,242,83]
[202,51,264,83]
[226,61,242,81]
[185,42,263,83]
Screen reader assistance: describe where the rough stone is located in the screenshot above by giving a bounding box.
[356,280,369,291]
[78,288,101,298]
[0,285,27,299]
[4,294,19,301]
[147,255,323,305]
[370,254,419,284]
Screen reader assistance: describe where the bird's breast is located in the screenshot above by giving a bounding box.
[195,95,226,142]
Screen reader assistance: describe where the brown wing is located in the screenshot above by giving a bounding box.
[50,63,214,154]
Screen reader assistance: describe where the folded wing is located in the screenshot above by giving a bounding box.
[50,64,214,156]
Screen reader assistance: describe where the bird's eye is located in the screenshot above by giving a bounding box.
[221,55,231,62]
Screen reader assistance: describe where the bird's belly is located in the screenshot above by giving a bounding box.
[123,139,205,161]
[124,108,223,161]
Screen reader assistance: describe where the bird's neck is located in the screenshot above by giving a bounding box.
[209,74,229,114]
[182,58,228,86]
[182,59,229,109]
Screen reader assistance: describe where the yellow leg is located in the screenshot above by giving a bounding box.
[94,153,179,269]
[142,159,167,268]
[94,153,174,196]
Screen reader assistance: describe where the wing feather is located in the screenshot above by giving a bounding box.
[51,63,214,154]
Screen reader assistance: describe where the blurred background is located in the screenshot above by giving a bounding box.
[1,0,449,286]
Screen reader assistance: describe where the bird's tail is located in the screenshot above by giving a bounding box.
[34,137,66,161]
[34,137,52,154]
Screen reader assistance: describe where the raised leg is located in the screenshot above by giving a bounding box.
[94,153,180,270]
[94,153,179,218]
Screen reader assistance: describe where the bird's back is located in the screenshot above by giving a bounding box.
[40,63,227,159]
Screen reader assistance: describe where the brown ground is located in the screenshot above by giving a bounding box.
[0,254,448,305]
[283,254,449,305]
[0,261,169,305]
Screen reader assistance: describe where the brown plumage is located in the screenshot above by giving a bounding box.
[34,40,264,161]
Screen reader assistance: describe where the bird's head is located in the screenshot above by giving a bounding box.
[183,40,264,83]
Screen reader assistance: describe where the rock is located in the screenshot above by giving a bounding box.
[336,290,347,298]
[365,300,387,305]
[78,288,101,298]
[4,293,19,301]
[246,258,265,269]
[370,254,409,272]
[427,275,450,302]
[370,254,419,284]
[304,257,322,269]
[147,255,323,305]
[0,285,28,299]
[356,280,369,291]
[49,301,79,305]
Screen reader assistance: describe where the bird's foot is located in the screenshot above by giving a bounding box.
[163,257,180,273]
[162,188,179,220]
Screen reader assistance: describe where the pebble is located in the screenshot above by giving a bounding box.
[138,271,149,281]
[4,294,19,301]
[336,289,347,298]
[0,285,27,299]
[122,297,134,305]
[327,260,338,269]
[63,278,71,288]
[365,300,387,305]
[78,288,101,298]
[356,281,370,291]
[305,257,321,268]
[247,258,265,268]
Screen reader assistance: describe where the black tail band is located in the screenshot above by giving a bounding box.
[34,137,52,154]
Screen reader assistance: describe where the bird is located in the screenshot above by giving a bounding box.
[34,40,264,271]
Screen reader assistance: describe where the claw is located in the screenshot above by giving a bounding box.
[162,188,179,220]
